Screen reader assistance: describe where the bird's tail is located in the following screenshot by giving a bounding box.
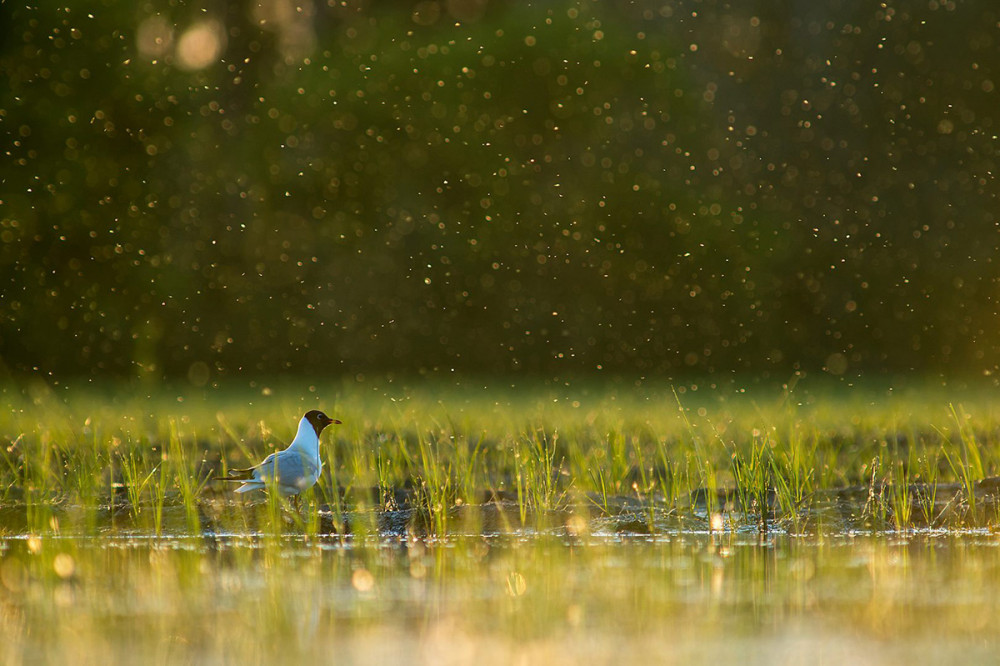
[213,468,255,482]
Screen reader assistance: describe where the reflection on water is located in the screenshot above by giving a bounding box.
[2,530,1000,664]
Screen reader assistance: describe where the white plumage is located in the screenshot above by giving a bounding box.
[216,410,340,497]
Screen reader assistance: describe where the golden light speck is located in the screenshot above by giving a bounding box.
[352,567,375,592]
[136,16,174,59]
[53,553,76,579]
[175,20,226,72]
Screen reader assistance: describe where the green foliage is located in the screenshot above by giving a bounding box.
[3,3,1000,378]
[3,378,1000,536]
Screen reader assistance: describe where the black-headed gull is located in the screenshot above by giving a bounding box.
[216,410,340,501]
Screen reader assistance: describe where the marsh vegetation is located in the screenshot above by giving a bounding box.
[4,380,1000,663]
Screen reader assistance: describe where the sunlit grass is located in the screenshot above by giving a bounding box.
[4,378,1000,536]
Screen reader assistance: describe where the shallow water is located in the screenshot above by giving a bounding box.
[3,525,1000,665]
[6,471,1000,539]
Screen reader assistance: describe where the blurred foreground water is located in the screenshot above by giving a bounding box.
[3,530,999,665]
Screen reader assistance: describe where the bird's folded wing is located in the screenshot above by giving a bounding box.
[254,449,318,486]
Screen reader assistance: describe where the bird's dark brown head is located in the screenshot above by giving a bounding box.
[304,410,341,436]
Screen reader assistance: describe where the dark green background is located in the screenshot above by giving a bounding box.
[3,1,999,381]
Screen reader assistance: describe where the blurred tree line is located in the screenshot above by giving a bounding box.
[2,0,999,382]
